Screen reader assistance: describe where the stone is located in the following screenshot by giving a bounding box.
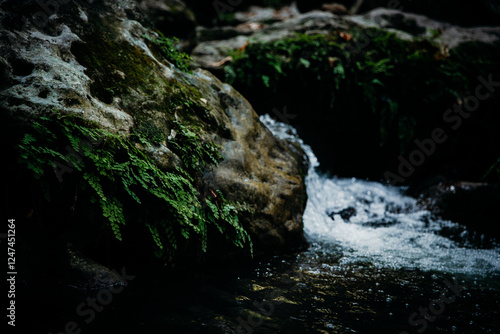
[1,0,308,259]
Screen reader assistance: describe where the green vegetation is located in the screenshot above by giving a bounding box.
[226,31,490,150]
[144,32,193,73]
[61,20,254,259]
[225,30,500,179]
[18,112,252,258]
[167,120,222,174]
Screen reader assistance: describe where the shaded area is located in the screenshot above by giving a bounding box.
[224,30,500,184]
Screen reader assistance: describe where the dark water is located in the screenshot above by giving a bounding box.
[30,116,500,334]
[72,248,500,334]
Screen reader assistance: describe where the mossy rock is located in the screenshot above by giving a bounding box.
[0,0,308,272]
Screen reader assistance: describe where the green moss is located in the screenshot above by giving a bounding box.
[71,22,217,154]
[72,32,161,104]
[134,120,166,145]
[144,32,193,73]
[71,22,194,108]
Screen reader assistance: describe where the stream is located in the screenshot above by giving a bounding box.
[47,116,500,334]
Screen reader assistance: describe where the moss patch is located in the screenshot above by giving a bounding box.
[72,32,161,104]
[144,32,193,73]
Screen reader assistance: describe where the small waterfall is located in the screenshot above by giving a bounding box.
[261,114,500,275]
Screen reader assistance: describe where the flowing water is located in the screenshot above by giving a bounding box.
[263,114,500,277]
[228,115,500,334]
[39,116,500,334]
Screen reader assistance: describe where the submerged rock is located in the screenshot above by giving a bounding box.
[327,207,357,221]
[65,245,130,291]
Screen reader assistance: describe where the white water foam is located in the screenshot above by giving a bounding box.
[261,114,500,275]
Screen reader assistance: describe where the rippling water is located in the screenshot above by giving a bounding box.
[261,114,500,276]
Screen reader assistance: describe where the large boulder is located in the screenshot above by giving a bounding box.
[348,8,500,47]
[354,0,500,27]
[295,0,500,26]
[0,0,308,267]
